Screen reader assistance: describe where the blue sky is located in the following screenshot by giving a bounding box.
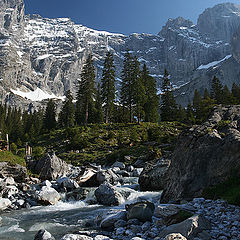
[24,0,240,35]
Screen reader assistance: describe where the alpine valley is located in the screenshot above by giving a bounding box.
[1,0,240,107]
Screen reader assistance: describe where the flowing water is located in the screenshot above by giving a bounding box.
[0,177,162,240]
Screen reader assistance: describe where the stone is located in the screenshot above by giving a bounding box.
[0,198,11,211]
[95,184,124,206]
[159,215,211,239]
[60,235,93,240]
[36,186,61,205]
[0,162,28,182]
[132,168,143,177]
[141,221,151,231]
[96,169,119,185]
[126,201,155,222]
[114,219,127,228]
[164,233,187,240]
[111,161,125,170]
[34,229,55,240]
[94,235,110,240]
[139,159,170,191]
[100,211,127,229]
[34,152,69,180]
[2,185,18,198]
[57,177,79,191]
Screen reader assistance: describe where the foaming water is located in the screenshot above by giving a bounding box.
[0,180,162,240]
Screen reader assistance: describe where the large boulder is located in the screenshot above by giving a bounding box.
[0,162,28,182]
[126,201,155,222]
[159,215,211,239]
[160,106,240,202]
[139,159,170,191]
[95,184,124,206]
[36,186,61,205]
[34,151,69,180]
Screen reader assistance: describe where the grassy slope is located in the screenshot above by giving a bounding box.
[33,122,186,166]
[0,151,26,166]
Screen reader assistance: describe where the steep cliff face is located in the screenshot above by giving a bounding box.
[197,3,240,42]
[0,1,240,107]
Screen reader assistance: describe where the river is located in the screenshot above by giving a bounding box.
[0,177,162,240]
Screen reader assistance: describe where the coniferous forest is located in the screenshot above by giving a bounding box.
[1,52,240,164]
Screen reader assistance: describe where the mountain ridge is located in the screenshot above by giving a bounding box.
[1,1,240,108]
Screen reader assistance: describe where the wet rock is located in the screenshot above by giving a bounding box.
[111,161,125,170]
[114,219,127,228]
[100,211,127,229]
[95,184,124,206]
[0,197,11,211]
[57,177,79,191]
[96,169,119,185]
[65,188,86,201]
[132,168,143,177]
[36,186,61,205]
[34,229,55,240]
[164,233,187,240]
[60,234,93,240]
[159,215,211,239]
[126,201,155,222]
[34,151,69,180]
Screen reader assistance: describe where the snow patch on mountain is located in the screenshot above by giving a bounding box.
[11,88,65,102]
[197,55,232,70]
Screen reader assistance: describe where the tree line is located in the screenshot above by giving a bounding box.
[1,50,240,147]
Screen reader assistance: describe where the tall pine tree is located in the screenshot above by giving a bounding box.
[76,54,96,125]
[160,69,177,121]
[43,99,57,131]
[59,90,75,128]
[101,52,115,123]
[141,64,159,122]
[211,76,223,104]
[120,51,135,122]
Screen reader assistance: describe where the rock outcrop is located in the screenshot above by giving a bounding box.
[33,152,69,180]
[160,105,240,202]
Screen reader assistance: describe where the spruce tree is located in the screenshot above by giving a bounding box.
[76,54,96,125]
[222,85,234,105]
[193,89,202,120]
[43,99,57,131]
[59,90,75,128]
[232,83,240,104]
[211,76,223,103]
[141,64,159,122]
[120,51,135,122]
[94,83,104,123]
[101,52,115,123]
[132,56,146,123]
[160,69,177,121]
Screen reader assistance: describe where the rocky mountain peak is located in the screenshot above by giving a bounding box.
[159,17,194,37]
[197,2,240,42]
